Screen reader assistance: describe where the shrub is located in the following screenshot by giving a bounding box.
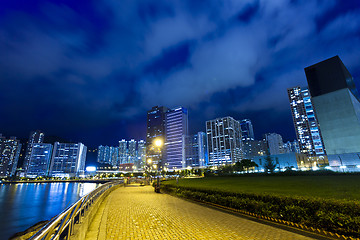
[161,184,360,238]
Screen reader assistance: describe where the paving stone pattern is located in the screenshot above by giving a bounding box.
[85,185,315,240]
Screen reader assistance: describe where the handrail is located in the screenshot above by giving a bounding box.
[30,181,122,240]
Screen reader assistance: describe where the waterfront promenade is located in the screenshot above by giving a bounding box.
[84,184,320,240]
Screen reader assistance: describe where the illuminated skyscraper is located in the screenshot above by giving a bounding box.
[49,142,87,177]
[27,143,52,177]
[283,141,300,154]
[287,86,325,156]
[240,119,254,141]
[97,146,119,166]
[206,116,242,165]
[265,133,284,155]
[23,130,44,174]
[0,134,21,178]
[137,140,146,169]
[146,106,168,166]
[128,139,137,163]
[109,147,119,166]
[164,107,188,169]
[242,139,268,159]
[119,139,128,164]
[184,132,208,168]
[97,145,106,164]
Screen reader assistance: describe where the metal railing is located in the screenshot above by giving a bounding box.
[30,181,122,240]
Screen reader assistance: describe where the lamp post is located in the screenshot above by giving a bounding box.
[145,158,152,185]
[153,138,163,193]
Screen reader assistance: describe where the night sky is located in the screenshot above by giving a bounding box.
[1,0,360,148]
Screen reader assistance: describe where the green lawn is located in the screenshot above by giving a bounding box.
[164,175,360,201]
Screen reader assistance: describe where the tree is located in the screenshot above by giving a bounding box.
[240,159,258,173]
[218,164,233,174]
[234,161,243,172]
[264,153,276,173]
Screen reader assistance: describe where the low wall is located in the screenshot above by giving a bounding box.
[70,184,122,239]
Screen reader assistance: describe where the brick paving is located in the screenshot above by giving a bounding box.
[85,185,316,240]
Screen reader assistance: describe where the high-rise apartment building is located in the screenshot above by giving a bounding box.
[27,143,53,177]
[164,107,188,170]
[97,145,106,164]
[206,116,242,165]
[119,140,128,164]
[240,119,254,141]
[49,142,87,177]
[146,106,168,166]
[183,132,208,168]
[98,140,145,168]
[283,141,300,154]
[137,140,146,169]
[242,139,268,159]
[0,134,21,178]
[288,86,325,156]
[110,147,119,166]
[97,145,118,166]
[104,146,111,164]
[265,133,284,155]
[128,139,137,163]
[305,56,360,169]
[23,130,44,173]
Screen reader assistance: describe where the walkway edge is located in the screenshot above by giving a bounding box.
[162,191,344,240]
[97,189,112,239]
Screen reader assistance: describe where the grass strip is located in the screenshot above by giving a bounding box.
[161,183,360,238]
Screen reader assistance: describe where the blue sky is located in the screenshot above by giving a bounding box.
[1,0,360,147]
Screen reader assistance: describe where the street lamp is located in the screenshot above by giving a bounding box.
[153,138,163,193]
[154,139,163,147]
[145,158,153,185]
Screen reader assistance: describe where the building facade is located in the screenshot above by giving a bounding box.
[183,132,208,168]
[242,139,268,159]
[119,140,128,165]
[128,139,137,164]
[206,116,242,165]
[27,143,53,177]
[98,140,145,168]
[287,86,325,156]
[49,142,87,177]
[146,106,168,167]
[305,56,360,170]
[110,147,119,166]
[253,153,310,172]
[164,107,188,170]
[283,140,300,154]
[97,146,119,166]
[240,119,254,141]
[0,134,21,178]
[137,140,146,169]
[265,133,284,155]
[23,130,44,174]
[97,145,105,164]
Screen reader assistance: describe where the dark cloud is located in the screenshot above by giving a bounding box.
[0,0,360,147]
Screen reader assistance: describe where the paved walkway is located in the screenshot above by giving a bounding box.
[85,185,316,240]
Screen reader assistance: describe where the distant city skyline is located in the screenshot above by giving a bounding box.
[1,1,359,147]
[2,55,360,175]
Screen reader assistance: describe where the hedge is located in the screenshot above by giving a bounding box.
[161,184,360,238]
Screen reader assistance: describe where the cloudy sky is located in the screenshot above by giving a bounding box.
[1,0,360,147]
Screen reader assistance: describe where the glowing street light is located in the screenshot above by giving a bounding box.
[154,139,163,147]
[152,138,163,193]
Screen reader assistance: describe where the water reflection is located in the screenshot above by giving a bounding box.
[0,182,100,239]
